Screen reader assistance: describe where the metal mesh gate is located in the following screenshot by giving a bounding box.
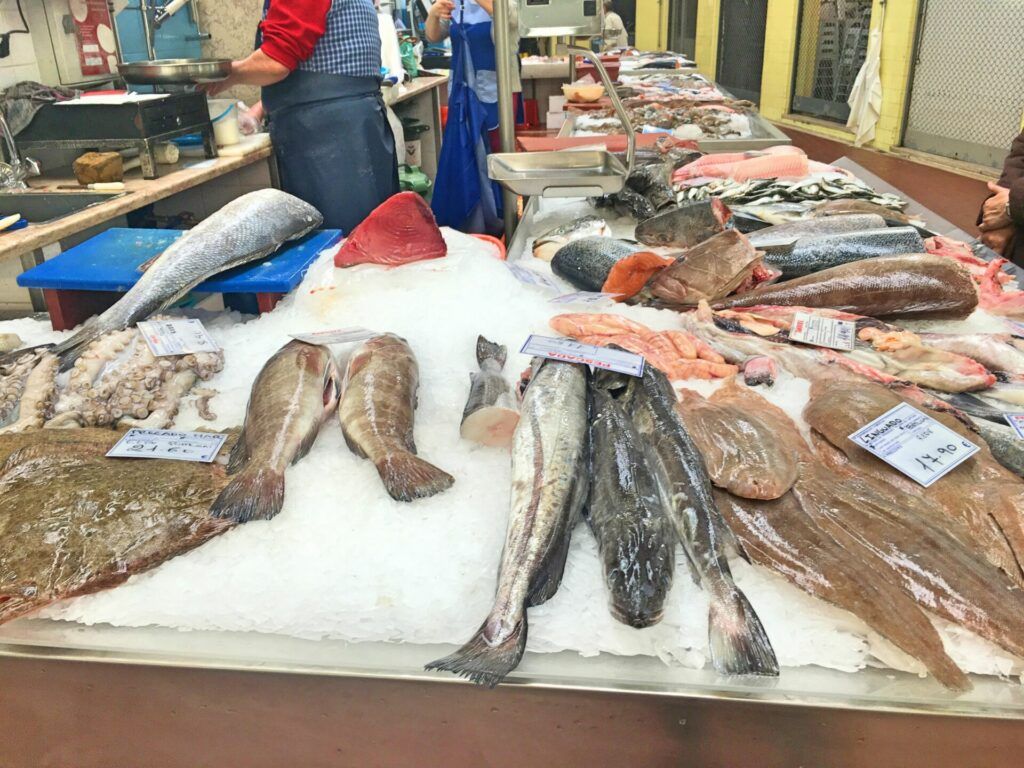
[790,0,872,122]
[904,0,1024,168]
[716,0,768,105]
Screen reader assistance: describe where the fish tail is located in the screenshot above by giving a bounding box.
[707,584,779,677]
[209,464,285,523]
[377,452,454,502]
[425,614,527,688]
[476,336,507,369]
[52,322,104,372]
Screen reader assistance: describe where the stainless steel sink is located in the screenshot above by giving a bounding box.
[0,191,126,224]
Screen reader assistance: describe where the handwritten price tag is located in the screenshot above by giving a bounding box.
[106,428,228,463]
[789,311,856,352]
[849,403,979,488]
[138,319,219,357]
[290,327,378,345]
[1004,413,1024,439]
[521,334,645,377]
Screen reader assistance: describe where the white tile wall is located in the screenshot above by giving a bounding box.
[0,0,42,90]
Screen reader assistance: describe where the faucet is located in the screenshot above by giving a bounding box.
[0,108,40,190]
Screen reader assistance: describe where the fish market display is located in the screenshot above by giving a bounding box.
[531,215,609,262]
[0,429,234,624]
[714,255,978,320]
[48,189,322,369]
[602,251,675,299]
[550,237,639,292]
[587,370,674,627]
[334,191,447,268]
[810,198,914,224]
[978,258,1024,318]
[970,419,1024,478]
[212,340,340,523]
[762,227,925,279]
[0,348,45,428]
[644,229,766,306]
[573,101,753,140]
[917,332,1024,377]
[634,198,731,248]
[593,185,658,221]
[0,352,57,434]
[681,173,906,211]
[621,364,778,675]
[460,336,519,448]
[672,147,845,184]
[427,360,589,686]
[339,333,453,501]
[746,213,887,249]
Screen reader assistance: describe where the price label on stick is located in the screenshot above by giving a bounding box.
[107,428,227,463]
[138,319,219,357]
[1004,413,1024,439]
[848,403,979,488]
[789,311,856,352]
[290,327,378,345]
[521,334,645,377]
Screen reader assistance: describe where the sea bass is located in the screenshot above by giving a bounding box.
[339,334,453,502]
[427,360,589,686]
[0,430,234,624]
[634,199,731,248]
[49,190,322,370]
[211,340,340,523]
[532,216,610,262]
[715,255,978,320]
[621,364,778,676]
[460,336,519,447]
[763,227,926,279]
[747,213,887,249]
[588,370,674,627]
[551,237,640,292]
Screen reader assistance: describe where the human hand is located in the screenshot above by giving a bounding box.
[237,101,264,135]
[429,0,455,21]
[980,181,1012,230]
[980,224,1014,255]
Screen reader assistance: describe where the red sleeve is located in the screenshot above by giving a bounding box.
[259,0,332,70]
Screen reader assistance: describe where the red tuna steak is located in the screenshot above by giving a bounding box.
[335,192,448,267]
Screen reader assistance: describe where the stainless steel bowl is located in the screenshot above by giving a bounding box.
[117,58,232,85]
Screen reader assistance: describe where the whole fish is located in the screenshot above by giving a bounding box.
[460,336,519,447]
[551,236,640,292]
[763,227,926,279]
[0,429,234,625]
[971,418,1024,478]
[644,229,762,306]
[339,334,453,501]
[532,216,610,262]
[588,371,674,627]
[810,198,913,225]
[625,162,675,211]
[426,360,589,686]
[634,198,732,248]
[918,332,1024,377]
[211,340,341,523]
[620,364,778,676]
[595,187,657,221]
[714,255,978,320]
[49,189,322,369]
[747,213,887,249]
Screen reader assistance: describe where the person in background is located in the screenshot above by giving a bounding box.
[205,0,398,234]
[601,0,629,51]
[425,0,521,235]
[978,130,1024,265]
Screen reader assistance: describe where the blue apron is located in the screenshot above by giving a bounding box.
[430,3,504,236]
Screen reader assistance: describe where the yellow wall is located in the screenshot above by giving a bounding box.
[635,0,670,51]
[695,0,922,152]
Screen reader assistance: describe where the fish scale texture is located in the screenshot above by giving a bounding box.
[0,223,1018,680]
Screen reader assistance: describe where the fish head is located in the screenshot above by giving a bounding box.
[605,559,672,629]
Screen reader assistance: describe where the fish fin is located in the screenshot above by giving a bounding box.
[52,322,105,372]
[527,516,577,607]
[476,336,507,368]
[376,452,454,502]
[209,464,285,523]
[0,595,41,624]
[226,431,249,474]
[425,614,527,688]
[708,586,779,677]
[713,512,750,563]
[291,421,325,465]
[679,548,702,587]
[137,255,160,273]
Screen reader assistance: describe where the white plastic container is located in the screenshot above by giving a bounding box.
[207,98,240,147]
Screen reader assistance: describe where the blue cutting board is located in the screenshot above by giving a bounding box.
[17,228,343,294]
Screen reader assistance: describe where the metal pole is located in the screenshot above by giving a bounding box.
[567,36,576,81]
[139,1,157,60]
[493,0,518,239]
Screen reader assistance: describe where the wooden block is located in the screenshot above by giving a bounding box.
[72,152,124,185]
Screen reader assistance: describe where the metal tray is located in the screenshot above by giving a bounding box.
[488,150,630,197]
[118,58,232,85]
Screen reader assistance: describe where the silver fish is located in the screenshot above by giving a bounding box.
[747,213,887,249]
[972,418,1024,478]
[763,227,926,279]
[918,332,1024,377]
[620,364,778,676]
[427,359,589,686]
[532,216,610,262]
[460,336,519,447]
[49,189,322,369]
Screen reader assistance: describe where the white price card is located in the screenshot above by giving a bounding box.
[504,262,562,293]
[138,319,220,357]
[789,311,856,352]
[290,327,378,345]
[549,291,621,305]
[1004,413,1024,439]
[107,428,228,463]
[848,403,979,488]
[521,334,645,377]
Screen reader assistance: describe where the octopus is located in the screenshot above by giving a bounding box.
[0,352,59,434]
